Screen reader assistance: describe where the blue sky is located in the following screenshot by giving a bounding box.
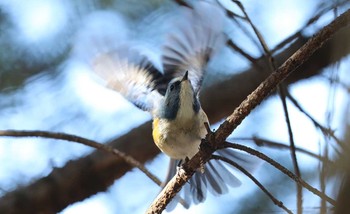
[0,0,349,213]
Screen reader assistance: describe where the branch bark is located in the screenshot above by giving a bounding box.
[147,9,349,213]
[0,12,350,214]
[0,130,162,187]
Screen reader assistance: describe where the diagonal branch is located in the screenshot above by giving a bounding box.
[215,9,350,142]
[1,9,349,214]
[230,1,304,211]
[147,9,350,213]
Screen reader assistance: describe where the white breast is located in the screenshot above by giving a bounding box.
[155,109,209,160]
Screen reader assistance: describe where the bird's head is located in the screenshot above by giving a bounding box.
[160,71,200,120]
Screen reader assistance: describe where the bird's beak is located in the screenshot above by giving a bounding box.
[181,71,188,82]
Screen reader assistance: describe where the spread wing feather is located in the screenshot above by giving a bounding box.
[91,2,226,112]
[92,45,163,112]
[162,2,227,93]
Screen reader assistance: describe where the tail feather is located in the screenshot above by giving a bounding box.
[163,148,259,209]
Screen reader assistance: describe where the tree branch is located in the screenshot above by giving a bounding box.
[211,155,293,214]
[0,130,162,186]
[222,142,336,206]
[231,1,304,211]
[214,9,350,143]
[232,136,334,165]
[0,10,349,214]
[147,9,349,212]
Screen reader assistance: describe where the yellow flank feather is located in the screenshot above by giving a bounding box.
[152,118,161,146]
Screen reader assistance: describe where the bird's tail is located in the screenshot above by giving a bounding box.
[163,148,260,210]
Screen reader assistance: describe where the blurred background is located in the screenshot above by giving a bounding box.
[0,0,349,213]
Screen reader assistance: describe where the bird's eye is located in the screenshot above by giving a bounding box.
[169,84,175,91]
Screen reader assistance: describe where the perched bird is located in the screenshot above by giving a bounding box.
[92,1,256,209]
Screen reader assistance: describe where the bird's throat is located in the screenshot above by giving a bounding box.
[177,87,196,122]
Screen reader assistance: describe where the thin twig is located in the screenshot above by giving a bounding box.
[227,2,350,211]
[0,130,192,209]
[225,9,246,20]
[0,130,162,187]
[226,40,260,68]
[285,90,344,147]
[241,137,334,165]
[174,0,190,7]
[222,142,336,206]
[320,74,350,93]
[271,0,349,54]
[212,155,293,214]
[231,1,271,56]
[320,140,329,214]
[147,9,350,213]
[228,2,304,209]
[279,86,303,214]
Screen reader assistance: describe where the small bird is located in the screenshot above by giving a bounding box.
[92,1,256,208]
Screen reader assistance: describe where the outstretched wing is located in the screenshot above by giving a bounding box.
[92,45,164,112]
[162,2,226,93]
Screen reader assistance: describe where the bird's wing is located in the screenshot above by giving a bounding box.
[161,2,226,93]
[92,45,163,112]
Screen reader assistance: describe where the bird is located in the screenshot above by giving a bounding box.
[91,1,257,209]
